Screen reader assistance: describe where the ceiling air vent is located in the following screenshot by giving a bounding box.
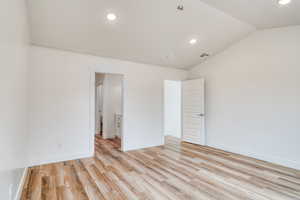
[177,5,184,11]
[200,53,210,58]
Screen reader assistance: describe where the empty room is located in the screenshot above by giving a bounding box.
[1,0,300,199]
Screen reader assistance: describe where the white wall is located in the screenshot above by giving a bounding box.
[164,81,182,138]
[0,0,29,199]
[188,26,300,169]
[102,74,123,139]
[28,46,187,166]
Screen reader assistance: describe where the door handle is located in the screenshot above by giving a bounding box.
[197,113,205,117]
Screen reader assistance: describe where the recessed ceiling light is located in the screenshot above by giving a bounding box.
[189,38,197,45]
[107,13,117,21]
[278,0,291,5]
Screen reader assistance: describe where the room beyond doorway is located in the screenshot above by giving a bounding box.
[95,73,124,150]
[164,80,182,139]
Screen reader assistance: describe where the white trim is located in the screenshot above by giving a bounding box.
[202,79,206,145]
[89,68,95,157]
[209,143,300,170]
[181,81,184,142]
[29,152,93,167]
[102,75,108,139]
[124,142,164,152]
[162,80,165,145]
[14,168,28,200]
[120,76,125,152]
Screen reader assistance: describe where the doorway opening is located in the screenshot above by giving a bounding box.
[164,80,182,138]
[95,73,123,150]
[164,79,206,145]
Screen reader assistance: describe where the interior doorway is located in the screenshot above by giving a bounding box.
[95,73,123,149]
[164,79,206,145]
[181,79,206,145]
[164,80,182,138]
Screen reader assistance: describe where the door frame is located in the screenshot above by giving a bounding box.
[181,78,206,146]
[163,80,182,139]
[90,70,125,154]
[95,83,103,135]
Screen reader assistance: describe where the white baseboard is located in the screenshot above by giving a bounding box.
[209,143,300,170]
[14,168,28,200]
[124,142,164,152]
[29,152,94,167]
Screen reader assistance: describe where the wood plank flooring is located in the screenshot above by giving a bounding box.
[21,135,300,200]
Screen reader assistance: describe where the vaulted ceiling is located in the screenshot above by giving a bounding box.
[200,0,300,29]
[27,0,299,69]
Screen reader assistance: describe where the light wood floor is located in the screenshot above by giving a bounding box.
[21,135,300,200]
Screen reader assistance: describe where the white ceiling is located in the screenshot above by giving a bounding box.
[200,0,300,29]
[27,0,300,69]
[27,0,254,69]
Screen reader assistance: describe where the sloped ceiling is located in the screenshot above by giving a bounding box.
[27,0,300,69]
[200,0,300,29]
[28,0,299,69]
[27,0,256,69]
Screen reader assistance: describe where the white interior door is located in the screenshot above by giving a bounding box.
[182,79,205,145]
